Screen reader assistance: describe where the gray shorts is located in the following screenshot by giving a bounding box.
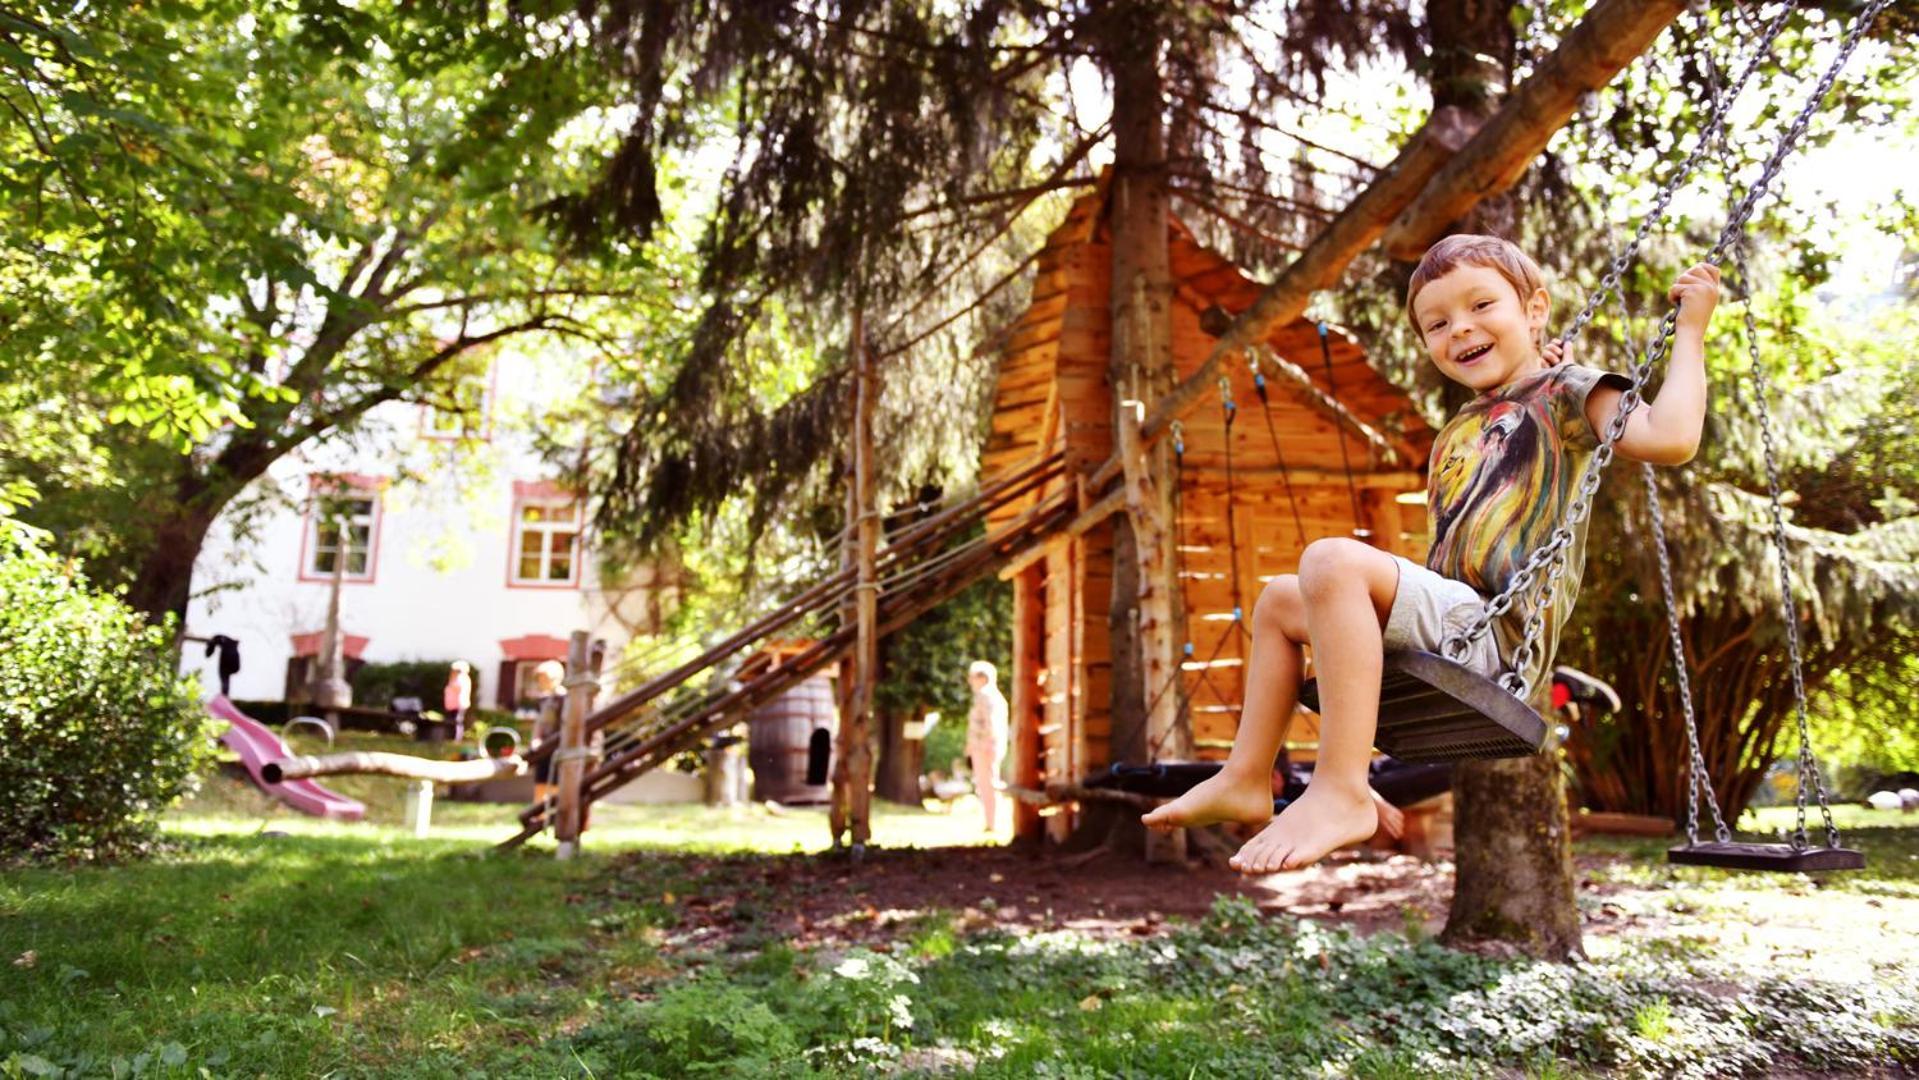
[1383,556,1505,678]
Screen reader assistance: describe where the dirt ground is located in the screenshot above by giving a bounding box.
[623,840,1919,984]
[645,841,1580,947]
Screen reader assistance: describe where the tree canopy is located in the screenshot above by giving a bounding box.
[0,0,667,617]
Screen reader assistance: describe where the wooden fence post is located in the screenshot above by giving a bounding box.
[555,630,604,860]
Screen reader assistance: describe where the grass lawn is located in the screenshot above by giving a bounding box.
[2,755,1915,1076]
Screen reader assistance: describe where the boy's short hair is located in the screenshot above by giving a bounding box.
[1405,234,1548,335]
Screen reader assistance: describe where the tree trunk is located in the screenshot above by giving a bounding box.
[1443,752,1583,958]
[125,495,220,628]
[873,707,925,805]
[1421,0,1584,961]
[1095,2,1185,863]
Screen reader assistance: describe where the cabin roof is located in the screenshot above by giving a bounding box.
[983,188,1435,492]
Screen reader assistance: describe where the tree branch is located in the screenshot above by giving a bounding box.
[1144,0,1688,442]
[1379,0,1689,258]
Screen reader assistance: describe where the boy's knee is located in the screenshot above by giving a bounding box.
[1298,537,1371,597]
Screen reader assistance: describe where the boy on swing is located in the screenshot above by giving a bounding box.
[1142,234,1720,873]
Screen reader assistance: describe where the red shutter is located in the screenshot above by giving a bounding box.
[497,660,517,709]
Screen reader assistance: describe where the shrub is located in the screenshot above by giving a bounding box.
[348,658,478,709]
[0,519,212,861]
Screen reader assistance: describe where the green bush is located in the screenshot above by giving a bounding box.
[348,658,477,708]
[0,519,211,861]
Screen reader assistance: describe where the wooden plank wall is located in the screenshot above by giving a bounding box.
[987,193,1448,814]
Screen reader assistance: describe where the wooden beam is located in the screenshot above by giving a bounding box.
[263,752,526,785]
[997,487,1126,580]
[554,631,605,859]
[1183,466,1423,489]
[831,323,879,853]
[1381,0,1689,258]
[1141,107,1479,443]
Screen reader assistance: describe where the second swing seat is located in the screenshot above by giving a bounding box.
[1298,650,1548,764]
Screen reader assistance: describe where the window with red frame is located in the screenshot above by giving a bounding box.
[306,487,379,580]
[511,497,581,585]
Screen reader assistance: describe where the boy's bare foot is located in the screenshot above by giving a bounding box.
[1228,784,1378,874]
[1139,770,1274,832]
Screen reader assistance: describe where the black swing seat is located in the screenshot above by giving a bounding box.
[1667,841,1865,873]
[1298,650,1548,764]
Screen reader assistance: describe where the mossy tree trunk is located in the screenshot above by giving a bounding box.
[1091,1,1186,862]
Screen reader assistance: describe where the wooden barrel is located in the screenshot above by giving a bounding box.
[747,674,838,804]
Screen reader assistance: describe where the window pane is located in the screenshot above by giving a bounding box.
[553,501,579,522]
[548,542,574,581]
[519,530,543,559]
[518,554,542,580]
[346,550,368,575]
[314,549,337,574]
[522,504,546,524]
[349,498,374,518]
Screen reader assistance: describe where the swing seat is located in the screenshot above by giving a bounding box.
[1667,841,1865,872]
[1298,650,1548,764]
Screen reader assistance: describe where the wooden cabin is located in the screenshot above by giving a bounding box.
[983,190,1439,841]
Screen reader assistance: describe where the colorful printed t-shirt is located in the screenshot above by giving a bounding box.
[1424,363,1630,701]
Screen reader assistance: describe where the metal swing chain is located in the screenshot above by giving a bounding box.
[1687,11,1833,851]
[1656,4,1739,850]
[1555,0,1800,348]
[1443,0,1893,702]
[1643,460,1734,845]
[1440,0,1801,694]
[1728,235,1839,850]
[1604,196,1734,844]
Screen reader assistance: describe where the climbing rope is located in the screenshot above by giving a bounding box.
[1249,350,1309,545]
[1318,322,1370,539]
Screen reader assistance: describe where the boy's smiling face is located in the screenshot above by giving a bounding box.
[1412,263,1551,393]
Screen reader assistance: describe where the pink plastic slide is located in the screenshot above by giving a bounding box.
[210,696,366,821]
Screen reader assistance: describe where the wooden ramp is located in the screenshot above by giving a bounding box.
[501,453,1080,848]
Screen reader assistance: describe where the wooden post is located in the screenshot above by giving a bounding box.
[554,630,604,860]
[830,316,879,853]
[1118,394,1187,863]
[404,780,433,838]
[1361,488,1412,559]
[1010,566,1043,841]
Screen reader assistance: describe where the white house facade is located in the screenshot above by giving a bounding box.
[180,349,669,712]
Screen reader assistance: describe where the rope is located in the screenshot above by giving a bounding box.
[1318,322,1369,539]
[1219,375,1249,645]
[1250,351,1309,545]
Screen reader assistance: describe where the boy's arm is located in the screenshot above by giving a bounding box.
[1584,263,1721,466]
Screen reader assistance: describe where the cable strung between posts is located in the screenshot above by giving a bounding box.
[1318,321,1369,539]
[1219,373,1250,645]
[1250,349,1309,546]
